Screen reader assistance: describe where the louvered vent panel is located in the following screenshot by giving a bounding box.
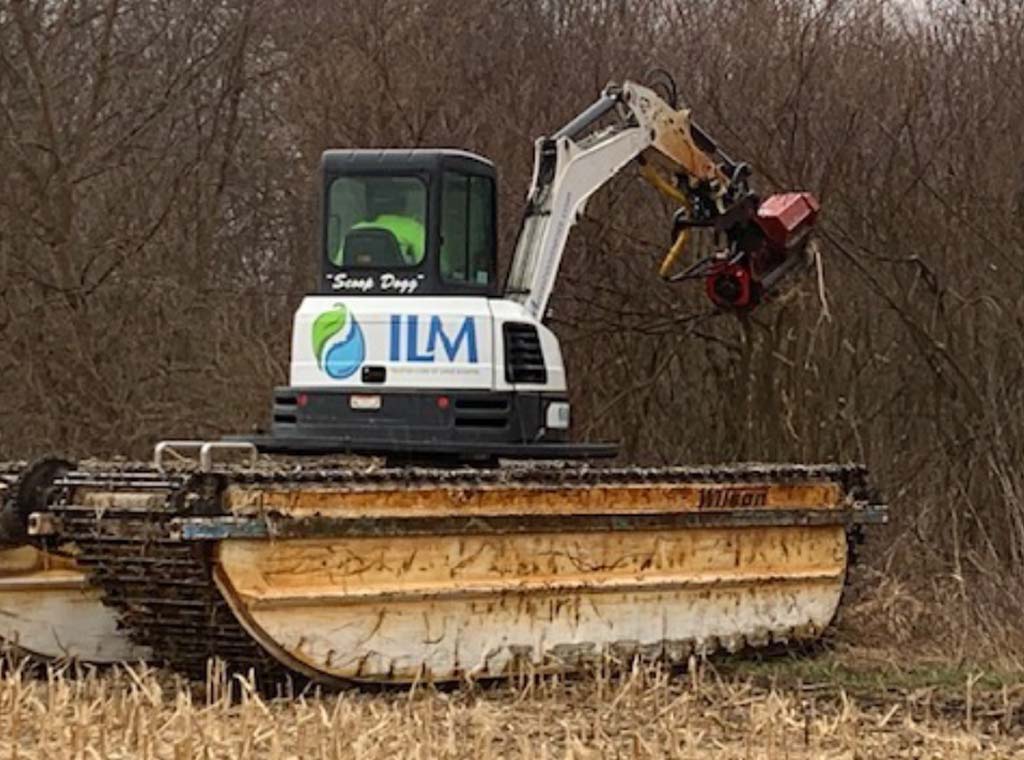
[503,322,547,384]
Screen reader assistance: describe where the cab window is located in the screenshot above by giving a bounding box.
[327,175,427,268]
[440,173,494,285]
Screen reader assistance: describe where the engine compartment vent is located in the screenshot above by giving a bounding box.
[504,322,547,384]
[453,397,510,429]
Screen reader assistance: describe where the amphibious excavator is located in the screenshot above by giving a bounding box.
[0,76,886,685]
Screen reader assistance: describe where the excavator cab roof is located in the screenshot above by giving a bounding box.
[321,148,494,171]
[318,149,498,297]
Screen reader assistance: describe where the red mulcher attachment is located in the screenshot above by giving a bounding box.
[705,261,754,309]
[704,192,820,310]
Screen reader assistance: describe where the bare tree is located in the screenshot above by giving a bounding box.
[3,0,1024,627]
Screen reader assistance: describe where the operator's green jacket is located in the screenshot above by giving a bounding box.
[352,215,425,263]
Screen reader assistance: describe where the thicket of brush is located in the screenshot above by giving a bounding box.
[2,1,1023,621]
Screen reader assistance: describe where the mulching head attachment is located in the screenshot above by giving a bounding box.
[665,191,821,312]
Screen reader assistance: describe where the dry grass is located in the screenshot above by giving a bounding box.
[3,654,1024,759]
[836,563,1024,675]
[4,574,1024,759]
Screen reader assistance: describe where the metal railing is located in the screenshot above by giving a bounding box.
[153,440,258,472]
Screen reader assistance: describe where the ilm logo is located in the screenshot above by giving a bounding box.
[389,315,478,364]
[698,487,770,509]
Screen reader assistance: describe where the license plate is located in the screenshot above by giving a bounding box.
[350,394,381,411]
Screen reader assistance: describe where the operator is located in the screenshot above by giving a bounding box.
[351,182,425,265]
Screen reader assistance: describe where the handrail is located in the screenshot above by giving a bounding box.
[153,440,258,472]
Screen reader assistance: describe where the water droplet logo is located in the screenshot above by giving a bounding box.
[312,304,365,380]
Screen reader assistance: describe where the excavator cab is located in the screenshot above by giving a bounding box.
[320,150,499,298]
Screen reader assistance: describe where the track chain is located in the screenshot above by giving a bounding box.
[0,461,25,500]
[0,462,28,544]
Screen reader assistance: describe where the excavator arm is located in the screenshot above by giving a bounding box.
[505,79,819,318]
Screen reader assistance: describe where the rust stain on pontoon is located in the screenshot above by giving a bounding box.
[0,546,76,577]
[225,482,842,518]
[215,524,848,682]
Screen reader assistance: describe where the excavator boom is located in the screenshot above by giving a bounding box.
[507,79,818,316]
